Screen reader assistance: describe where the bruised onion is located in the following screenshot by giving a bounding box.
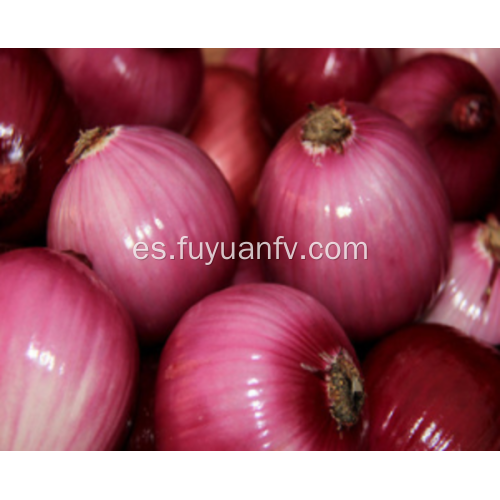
[190,67,270,221]
[0,248,138,450]
[424,217,500,345]
[259,48,392,137]
[48,126,239,344]
[364,324,500,450]
[396,48,500,97]
[0,48,80,243]
[257,101,451,341]
[372,54,500,220]
[46,48,203,132]
[155,283,368,451]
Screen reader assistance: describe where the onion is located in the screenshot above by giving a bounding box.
[0,248,138,450]
[0,48,81,243]
[189,67,270,222]
[259,48,393,137]
[396,48,500,97]
[363,323,500,450]
[257,102,451,341]
[155,283,368,450]
[48,126,239,344]
[45,48,203,132]
[224,48,261,76]
[424,216,500,345]
[125,349,160,451]
[372,54,500,220]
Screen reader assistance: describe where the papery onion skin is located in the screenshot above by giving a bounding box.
[48,126,239,344]
[224,48,260,76]
[0,248,138,451]
[259,48,392,137]
[155,283,368,451]
[363,324,500,451]
[189,67,270,222]
[372,54,500,220]
[45,48,203,132]
[396,48,500,97]
[0,48,81,243]
[257,102,451,341]
[424,219,500,345]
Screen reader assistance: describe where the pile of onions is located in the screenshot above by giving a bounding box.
[189,67,270,222]
[224,48,260,76]
[259,48,392,137]
[396,48,500,97]
[45,49,203,132]
[363,324,500,450]
[0,48,81,243]
[257,101,451,341]
[48,126,239,344]
[0,248,138,450]
[372,54,500,220]
[424,216,500,345]
[155,284,368,450]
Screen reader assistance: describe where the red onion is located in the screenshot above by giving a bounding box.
[48,126,239,344]
[0,48,80,243]
[259,48,393,137]
[396,48,500,97]
[125,349,160,451]
[372,54,500,220]
[424,217,500,345]
[155,284,368,450]
[363,324,500,450]
[45,48,203,132]
[224,48,261,76]
[190,67,270,222]
[0,248,138,450]
[257,102,451,341]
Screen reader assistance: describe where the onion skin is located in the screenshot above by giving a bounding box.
[372,54,500,220]
[0,248,138,450]
[424,219,500,345]
[45,48,203,132]
[257,102,451,341]
[48,126,239,344]
[363,324,500,451]
[0,48,80,243]
[259,48,392,137]
[190,67,270,222]
[396,48,500,97]
[224,48,260,76]
[155,284,368,451]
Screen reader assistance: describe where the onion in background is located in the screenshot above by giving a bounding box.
[0,248,138,450]
[0,48,80,243]
[224,48,260,76]
[48,126,239,344]
[46,48,203,132]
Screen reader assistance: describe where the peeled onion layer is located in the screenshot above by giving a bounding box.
[0,248,138,450]
[48,126,239,344]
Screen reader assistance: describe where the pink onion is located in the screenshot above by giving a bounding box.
[45,48,203,132]
[0,248,138,450]
[424,217,500,345]
[0,48,81,243]
[155,283,368,450]
[364,324,500,450]
[396,48,500,97]
[372,54,500,220]
[259,48,393,137]
[189,67,270,222]
[257,102,451,341]
[48,126,239,344]
[224,48,261,76]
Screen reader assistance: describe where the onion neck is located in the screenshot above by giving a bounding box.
[450,94,494,134]
[480,215,500,303]
[0,161,27,206]
[301,103,353,153]
[68,127,116,165]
